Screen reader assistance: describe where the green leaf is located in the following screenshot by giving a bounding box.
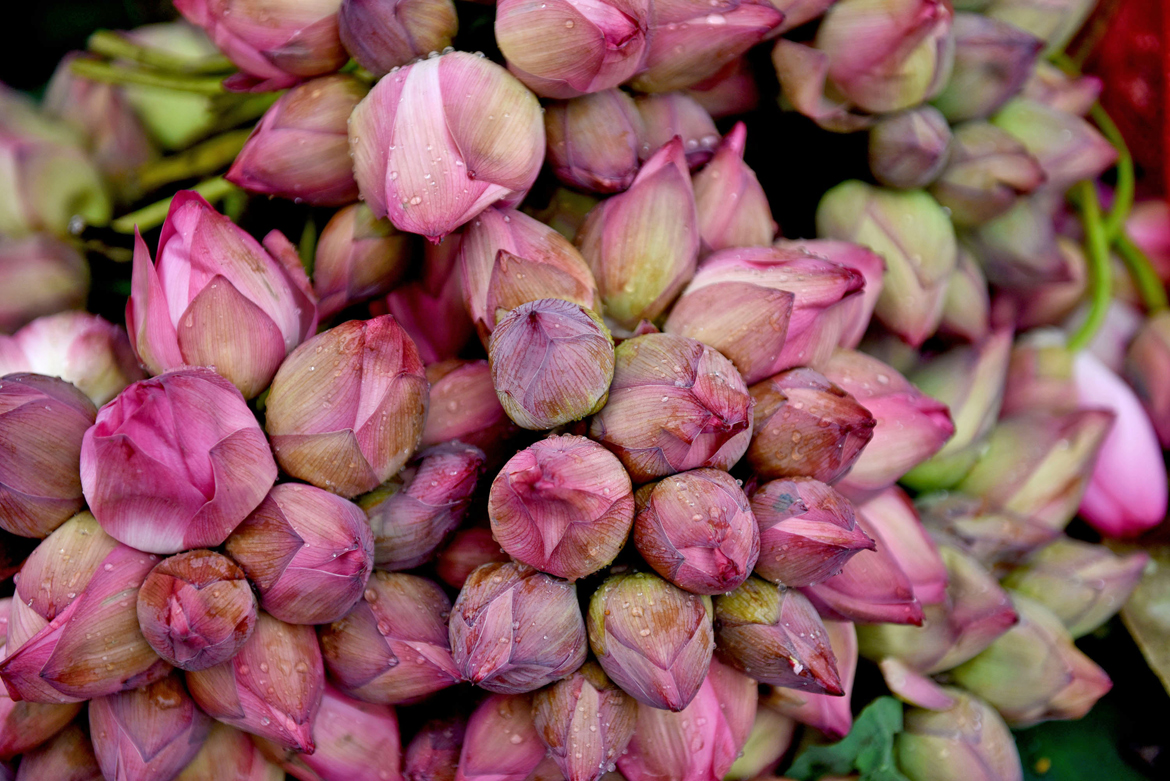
[1014,698,1149,781]
[787,696,911,781]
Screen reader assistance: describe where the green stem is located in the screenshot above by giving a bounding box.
[70,58,227,95]
[112,177,239,234]
[87,30,234,74]
[1068,180,1114,352]
[134,129,253,193]
[1090,104,1135,241]
[208,92,282,134]
[1117,233,1170,312]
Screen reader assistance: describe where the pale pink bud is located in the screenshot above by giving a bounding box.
[313,203,413,320]
[0,235,90,334]
[545,90,646,194]
[634,93,720,169]
[692,122,775,253]
[420,360,520,464]
[455,694,553,781]
[868,107,952,189]
[683,57,760,119]
[932,13,1043,122]
[404,716,464,781]
[929,122,1046,227]
[11,724,102,781]
[533,662,637,781]
[1021,61,1102,116]
[0,683,82,760]
[857,489,948,605]
[764,620,857,738]
[80,367,278,554]
[776,239,886,350]
[1126,310,1170,447]
[339,0,458,77]
[435,527,511,590]
[0,127,111,238]
[939,249,993,342]
[174,722,284,781]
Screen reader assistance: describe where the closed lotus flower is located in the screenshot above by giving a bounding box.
[692,122,777,253]
[456,694,561,781]
[0,235,90,334]
[420,360,520,463]
[173,722,284,781]
[897,688,1024,781]
[404,716,464,781]
[8,724,103,781]
[867,106,952,189]
[932,12,1043,122]
[533,663,637,781]
[312,203,413,320]
[544,90,646,194]
[339,0,458,77]
[635,93,721,169]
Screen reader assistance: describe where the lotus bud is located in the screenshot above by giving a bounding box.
[436,528,511,589]
[1126,311,1170,447]
[930,122,1045,227]
[955,411,1113,532]
[931,13,1043,122]
[684,57,761,119]
[857,489,948,605]
[991,99,1117,193]
[349,51,544,240]
[1020,61,1101,116]
[938,249,991,341]
[763,620,857,738]
[533,662,637,781]
[751,477,875,587]
[776,239,886,350]
[312,203,413,320]
[174,722,284,781]
[80,367,277,553]
[1003,538,1149,638]
[868,107,952,190]
[617,659,756,781]
[456,694,551,781]
[136,550,258,671]
[630,0,782,93]
[589,333,753,482]
[634,468,759,594]
[319,571,459,703]
[12,724,102,781]
[577,139,699,330]
[0,687,82,761]
[265,316,429,498]
[0,129,110,238]
[817,182,958,346]
[0,374,96,538]
[690,121,778,250]
[896,688,1024,781]
[339,0,458,77]
[544,91,645,194]
[1000,331,1075,416]
[489,435,634,581]
[89,673,212,781]
[634,93,721,169]
[420,360,520,462]
[174,0,348,91]
[950,594,1111,727]
[405,716,465,781]
[186,612,324,751]
[984,0,1093,54]
[725,705,797,780]
[968,197,1071,288]
[127,191,318,398]
[915,492,1058,570]
[0,236,89,334]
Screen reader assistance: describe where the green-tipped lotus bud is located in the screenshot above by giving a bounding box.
[915,492,1059,570]
[634,93,721,170]
[965,197,1067,287]
[939,249,991,341]
[587,571,714,711]
[763,619,858,738]
[725,704,797,780]
[985,0,1093,54]
[174,722,284,781]
[868,107,952,189]
[533,662,637,781]
[11,723,102,781]
[931,13,1043,122]
[1020,61,1101,116]
[991,99,1117,193]
[929,122,1046,226]
[896,688,1024,781]
[404,716,464,781]
[545,90,646,194]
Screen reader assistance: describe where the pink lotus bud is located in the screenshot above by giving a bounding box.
[617,659,756,781]
[313,203,413,320]
[916,492,1058,570]
[319,571,459,703]
[751,477,875,588]
[228,76,366,206]
[577,139,699,330]
[0,688,82,761]
[435,527,511,589]
[714,578,842,693]
[174,0,348,91]
[489,299,615,430]
[587,571,714,711]
[361,442,485,570]
[456,694,554,781]
[929,122,1046,227]
[488,435,634,581]
[683,57,761,119]
[11,724,102,781]
[349,51,544,240]
[896,688,1024,781]
[0,235,89,334]
[1126,311,1170,447]
[450,561,587,693]
[265,316,429,498]
[127,191,318,398]
[339,0,458,77]
[725,705,797,780]
[80,367,277,553]
[746,368,876,484]
[136,550,258,671]
[992,99,1116,193]
[89,673,212,781]
[879,656,956,710]
[1021,61,1101,116]
[174,722,284,781]
[774,239,886,350]
[868,107,952,189]
[932,13,1043,122]
[857,489,947,605]
[0,374,96,538]
[533,662,637,781]
[544,90,646,194]
[691,123,776,253]
[589,333,753,482]
[764,620,857,738]
[0,312,144,405]
[634,468,759,594]
[939,249,992,341]
[630,0,782,93]
[0,128,111,238]
[634,94,720,169]
[405,716,464,781]
[187,611,324,751]
[420,360,520,462]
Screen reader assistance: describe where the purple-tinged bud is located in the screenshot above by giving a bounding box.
[545,90,646,194]
[774,239,886,350]
[617,659,756,781]
[747,368,876,485]
[966,197,1068,287]
[489,299,615,430]
[174,722,284,781]
[361,442,485,570]
[634,94,720,169]
[897,688,1024,781]
[991,99,1117,193]
[0,236,89,334]
[136,550,258,671]
[339,0,458,77]
[929,122,1046,227]
[939,249,991,342]
[174,0,348,91]
[1000,332,1075,417]
[868,107,952,190]
[1003,538,1149,639]
[589,333,754,482]
[683,57,761,119]
[985,0,1093,55]
[577,139,699,330]
[932,13,1043,122]
[817,182,958,347]
[265,316,429,498]
[634,468,759,594]
[0,374,96,538]
[496,0,651,98]
[630,0,782,93]
[405,716,465,781]
[692,123,777,253]
[0,687,82,761]
[916,492,1058,571]
[0,128,111,238]
[127,191,318,398]
[349,52,544,240]
[763,620,857,738]
[319,571,459,703]
[450,561,587,693]
[858,489,948,605]
[1126,310,1170,447]
[587,571,714,711]
[421,359,520,462]
[12,724,102,781]
[489,435,634,581]
[714,578,843,694]
[89,673,212,781]
[436,528,511,589]
[456,694,553,781]
[313,203,413,320]
[950,594,1112,727]
[80,367,277,553]
[725,705,797,780]
[751,478,875,588]
[533,662,637,781]
[1020,61,1101,116]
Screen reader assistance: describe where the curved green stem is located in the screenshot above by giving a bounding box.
[134,129,253,193]
[1068,180,1113,352]
[87,30,234,74]
[1117,233,1170,313]
[112,177,239,234]
[70,58,227,95]
[1090,104,1135,240]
